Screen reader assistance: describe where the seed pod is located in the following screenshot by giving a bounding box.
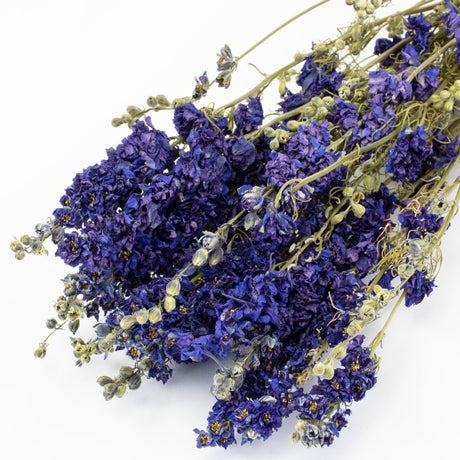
[111,117,123,127]
[127,373,142,390]
[103,383,117,401]
[209,247,224,266]
[146,96,158,107]
[166,278,181,296]
[97,376,113,387]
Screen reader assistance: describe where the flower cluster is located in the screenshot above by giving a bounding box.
[12,0,460,450]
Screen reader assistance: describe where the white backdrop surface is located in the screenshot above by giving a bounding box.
[1,1,459,459]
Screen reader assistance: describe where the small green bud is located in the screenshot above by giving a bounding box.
[119,314,136,330]
[121,114,132,124]
[46,318,58,329]
[115,383,126,398]
[323,364,334,380]
[103,383,117,401]
[290,431,300,443]
[149,306,162,323]
[34,343,47,359]
[331,344,347,360]
[286,120,300,131]
[69,319,80,334]
[312,362,325,376]
[331,212,346,225]
[440,90,451,100]
[269,137,279,151]
[351,202,366,218]
[119,366,133,378]
[304,105,316,118]
[134,309,149,325]
[360,304,376,322]
[454,90,460,101]
[146,96,158,107]
[166,278,181,296]
[15,250,25,260]
[366,4,376,14]
[335,38,345,50]
[156,94,170,107]
[10,240,23,252]
[316,106,329,119]
[97,376,113,387]
[343,187,354,197]
[351,24,361,41]
[264,127,275,138]
[127,373,142,390]
[346,320,363,338]
[164,295,176,313]
[209,247,224,266]
[111,117,123,127]
[80,353,91,363]
[20,235,33,245]
[444,100,454,112]
[278,79,286,96]
[192,247,209,267]
[139,357,153,372]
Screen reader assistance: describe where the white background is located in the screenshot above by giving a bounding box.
[1,1,459,459]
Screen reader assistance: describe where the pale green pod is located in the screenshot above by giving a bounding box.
[127,374,142,390]
[166,278,181,296]
[331,344,347,360]
[135,309,149,325]
[209,247,224,266]
[115,383,126,398]
[149,306,163,323]
[97,376,113,387]
[119,315,137,329]
[103,383,117,401]
[312,362,325,376]
[192,247,209,267]
[163,295,176,312]
[323,364,334,380]
[119,366,133,378]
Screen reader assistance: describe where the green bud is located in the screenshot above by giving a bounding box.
[10,240,23,252]
[146,96,158,107]
[440,90,451,100]
[366,4,376,14]
[164,295,176,313]
[331,212,346,225]
[34,343,47,359]
[269,137,279,151]
[360,304,376,322]
[115,383,126,398]
[351,202,366,218]
[111,117,123,127]
[343,186,354,197]
[264,127,275,138]
[304,105,316,118]
[156,94,170,107]
[286,120,300,131]
[351,24,361,41]
[209,247,224,266]
[46,318,58,329]
[192,247,209,267]
[335,38,345,50]
[312,362,325,376]
[323,364,334,380]
[80,353,91,363]
[278,79,286,96]
[331,344,347,360]
[290,431,300,443]
[15,250,25,260]
[149,306,162,323]
[127,373,142,390]
[20,235,33,245]
[139,357,153,372]
[119,366,133,378]
[121,114,132,124]
[346,320,363,338]
[97,376,113,387]
[444,100,454,112]
[103,383,117,401]
[316,106,329,119]
[454,90,460,101]
[166,278,181,296]
[68,319,80,334]
[357,9,368,19]
[119,314,136,329]
[134,309,149,325]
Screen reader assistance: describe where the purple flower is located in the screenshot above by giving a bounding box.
[404,270,435,306]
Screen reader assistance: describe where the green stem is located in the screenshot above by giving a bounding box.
[370,290,406,357]
[407,38,457,83]
[237,0,331,62]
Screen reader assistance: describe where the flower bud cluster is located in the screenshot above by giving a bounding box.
[345,0,383,19]
[430,80,460,112]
